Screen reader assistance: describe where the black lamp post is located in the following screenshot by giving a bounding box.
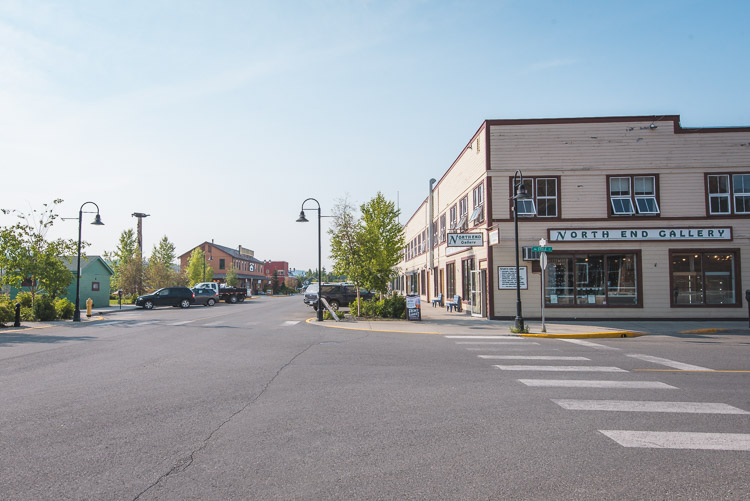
[512,170,532,331]
[202,252,213,282]
[73,202,104,322]
[296,198,323,321]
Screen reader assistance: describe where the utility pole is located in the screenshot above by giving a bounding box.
[132,212,150,295]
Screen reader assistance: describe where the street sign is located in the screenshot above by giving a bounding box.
[532,246,553,252]
[540,252,548,270]
[447,233,484,247]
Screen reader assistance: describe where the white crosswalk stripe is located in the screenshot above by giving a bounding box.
[282,321,300,326]
[494,365,627,372]
[518,379,677,389]
[559,339,619,350]
[626,354,713,371]
[553,399,749,414]
[456,341,532,345]
[599,431,750,451]
[445,335,524,339]
[167,320,193,326]
[464,345,539,350]
[480,355,589,361]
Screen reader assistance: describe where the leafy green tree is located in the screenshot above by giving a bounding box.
[186,248,213,286]
[359,192,404,296]
[0,200,78,304]
[328,196,367,314]
[145,236,180,290]
[225,265,239,287]
[104,229,139,295]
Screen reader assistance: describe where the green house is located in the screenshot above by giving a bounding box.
[62,256,114,308]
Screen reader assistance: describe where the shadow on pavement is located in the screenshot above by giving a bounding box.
[0,331,96,347]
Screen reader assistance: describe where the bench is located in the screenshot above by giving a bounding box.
[446,295,461,312]
[431,293,443,307]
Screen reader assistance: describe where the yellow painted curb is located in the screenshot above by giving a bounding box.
[678,327,729,334]
[521,331,647,339]
[305,317,440,335]
[0,323,53,332]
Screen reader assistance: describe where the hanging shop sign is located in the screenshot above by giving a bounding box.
[489,229,499,246]
[549,227,732,242]
[498,266,527,290]
[447,233,484,247]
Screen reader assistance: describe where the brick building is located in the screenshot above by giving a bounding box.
[179,242,269,293]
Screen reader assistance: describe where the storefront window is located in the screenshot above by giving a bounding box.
[546,252,638,306]
[672,251,736,305]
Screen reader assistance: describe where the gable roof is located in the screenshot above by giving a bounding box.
[62,255,115,276]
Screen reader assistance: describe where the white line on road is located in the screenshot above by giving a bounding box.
[282,321,300,326]
[445,335,524,339]
[133,321,159,326]
[559,339,619,350]
[554,399,749,414]
[480,355,590,360]
[626,354,713,371]
[456,341,533,345]
[464,345,540,350]
[95,321,124,326]
[494,365,627,372]
[203,321,224,326]
[600,431,750,451]
[168,320,194,326]
[518,379,677,389]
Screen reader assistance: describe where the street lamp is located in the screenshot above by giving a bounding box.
[296,198,323,321]
[73,202,104,322]
[202,252,213,282]
[512,170,534,331]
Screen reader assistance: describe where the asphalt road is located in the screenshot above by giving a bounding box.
[1,297,749,500]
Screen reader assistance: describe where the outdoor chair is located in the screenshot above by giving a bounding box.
[446,295,461,312]
[432,293,443,307]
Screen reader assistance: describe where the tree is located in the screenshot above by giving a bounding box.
[359,192,404,296]
[145,236,180,290]
[225,265,238,287]
[0,200,78,303]
[104,229,139,295]
[328,196,367,314]
[186,248,213,286]
[271,270,280,294]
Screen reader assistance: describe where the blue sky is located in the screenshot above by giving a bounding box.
[1,0,749,271]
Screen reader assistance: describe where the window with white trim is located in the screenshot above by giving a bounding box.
[609,175,659,216]
[733,174,750,214]
[449,205,457,230]
[457,196,468,230]
[510,177,558,218]
[439,214,446,242]
[470,183,484,225]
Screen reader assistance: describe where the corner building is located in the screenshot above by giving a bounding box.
[397,115,750,320]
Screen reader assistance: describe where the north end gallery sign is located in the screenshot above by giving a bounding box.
[549,227,732,242]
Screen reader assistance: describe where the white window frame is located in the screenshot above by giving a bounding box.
[458,196,469,230]
[535,178,558,218]
[471,183,484,224]
[610,177,635,215]
[633,176,659,214]
[708,174,731,215]
[733,174,750,214]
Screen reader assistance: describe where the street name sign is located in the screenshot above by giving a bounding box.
[532,246,553,252]
[447,233,484,247]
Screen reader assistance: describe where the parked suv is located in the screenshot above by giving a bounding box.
[136,287,195,309]
[192,288,218,306]
[303,283,375,311]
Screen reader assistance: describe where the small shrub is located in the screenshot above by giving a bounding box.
[20,307,35,321]
[16,291,33,308]
[54,297,75,320]
[33,294,57,321]
[382,294,406,319]
[0,304,13,325]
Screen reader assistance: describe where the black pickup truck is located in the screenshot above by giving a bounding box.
[303,283,374,311]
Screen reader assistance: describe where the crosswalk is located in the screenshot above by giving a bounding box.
[89,319,302,329]
[444,333,750,452]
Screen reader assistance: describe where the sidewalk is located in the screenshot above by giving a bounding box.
[312,303,750,339]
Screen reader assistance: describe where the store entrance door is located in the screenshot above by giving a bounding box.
[470,270,486,317]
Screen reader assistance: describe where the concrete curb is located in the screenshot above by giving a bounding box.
[520,331,647,339]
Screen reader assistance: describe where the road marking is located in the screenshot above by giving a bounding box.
[133,321,159,326]
[445,335,523,339]
[480,355,590,361]
[203,321,223,326]
[553,399,749,414]
[634,369,750,373]
[559,339,619,350]
[96,321,124,326]
[627,354,713,371]
[494,365,627,372]
[599,431,750,451]
[456,341,533,345]
[168,320,193,326]
[282,321,300,326]
[518,379,677,389]
[464,345,540,350]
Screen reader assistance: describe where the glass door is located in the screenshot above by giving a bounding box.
[470,270,484,317]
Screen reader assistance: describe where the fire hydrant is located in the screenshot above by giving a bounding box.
[86,298,93,318]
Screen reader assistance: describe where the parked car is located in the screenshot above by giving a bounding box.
[192,288,218,306]
[192,282,248,303]
[135,287,195,309]
[303,283,375,311]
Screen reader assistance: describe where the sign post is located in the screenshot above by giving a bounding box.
[539,238,549,333]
